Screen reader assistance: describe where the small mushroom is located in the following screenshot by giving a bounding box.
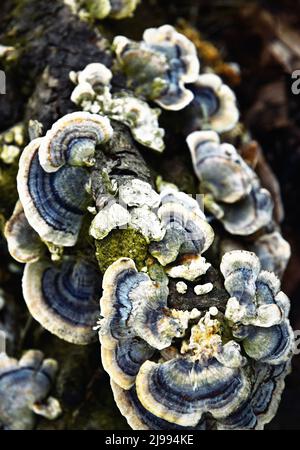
[143,24,199,84]
[194,283,213,295]
[221,184,274,236]
[17,138,90,247]
[113,25,199,110]
[190,74,239,132]
[4,201,44,263]
[176,281,188,294]
[129,205,165,243]
[22,257,102,344]
[0,350,60,430]
[70,81,97,106]
[38,112,113,173]
[159,184,205,217]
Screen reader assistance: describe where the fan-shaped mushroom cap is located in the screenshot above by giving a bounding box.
[0,350,60,430]
[135,355,250,427]
[90,202,131,240]
[251,231,291,278]
[159,185,205,217]
[221,185,273,236]
[17,138,90,247]
[100,258,195,350]
[4,201,44,263]
[101,338,155,390]
[187,130,253,204]
[221,250,290,328]
[113,25,199,111]
[187,131,274,235]
[111,381,208,430]
[22,257,101,344]
[70,81,97,106]
[149,202,214,266]
[218,362,291,429]
[221,250,260,294]
[190,74,239,132]
[243,321,294,365]
[129,205,165,243]
[38,112,113,173]
[99,258,200,387]
[143,24,199,84]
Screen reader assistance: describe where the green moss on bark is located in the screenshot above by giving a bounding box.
[95,228,148,273]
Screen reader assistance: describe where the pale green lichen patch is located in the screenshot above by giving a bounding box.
[95,228,148,273]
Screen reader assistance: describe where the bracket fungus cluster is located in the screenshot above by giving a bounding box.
[149,185,214,273]
[17,112,112,247]
[6,112,115,345]
[113,25,200,110]
[99,251,294,430]
[70,63,165,152]
[187,130,274,236]
[0,350,61,430]
[1,12,294,430]
[90,177,164,243]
